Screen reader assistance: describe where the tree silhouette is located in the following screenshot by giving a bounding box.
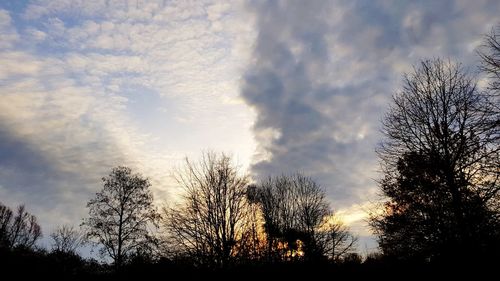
[236,196,267,261]
[50,224,86,254]
[0,203,13,248]
[0,202,42,250]
[249,174,342,261]
[162,152,251,268]
[478,25,500,94]
[372,59,500,261]
[83,166,159,268]
[316,217,358,262]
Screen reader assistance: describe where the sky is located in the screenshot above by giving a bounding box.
[0,0,498,255]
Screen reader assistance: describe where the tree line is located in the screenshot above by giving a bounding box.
[86,156,359,268]
[0,156,359,278]
[0,26,499,278]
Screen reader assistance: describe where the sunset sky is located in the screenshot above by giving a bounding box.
[0,0,498,253]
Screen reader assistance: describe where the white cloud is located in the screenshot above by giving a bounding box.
[0,10,19,49]
[23,0,107,20]
[0,0,257,241]
[26,28,47,41]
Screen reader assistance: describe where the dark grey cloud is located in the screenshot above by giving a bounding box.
[0,114,129,232]
[0,128,54,176]
[242,0,500,211]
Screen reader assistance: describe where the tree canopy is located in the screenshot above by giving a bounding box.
[83,166,159,267]
[372,58,500,261]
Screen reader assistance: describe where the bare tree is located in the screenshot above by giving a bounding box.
[372,59,500,260]
[50,225,86,254]
[250,174,332,261]
[478,25,500,94]
[316,217,357,262]
[83,166,160,267]
[0,203,13,248]
[478,26,500,161]
[0,202,42,250]
[162,152,250,268]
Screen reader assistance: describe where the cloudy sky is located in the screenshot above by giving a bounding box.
[0,0,498,253]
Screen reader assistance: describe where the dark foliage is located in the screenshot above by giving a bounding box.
[249,174,356,262]
[372,58,500,261]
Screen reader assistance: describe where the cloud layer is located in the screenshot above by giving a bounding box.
[0,0,499,254]
[241,0,499,251]
[243,0,499,204]
[0,0,256,244]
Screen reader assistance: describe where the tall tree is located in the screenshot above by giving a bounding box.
[0,202,42,250]
[83,166,159,267]
[372,59,500,261]
[162,152,250,268]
